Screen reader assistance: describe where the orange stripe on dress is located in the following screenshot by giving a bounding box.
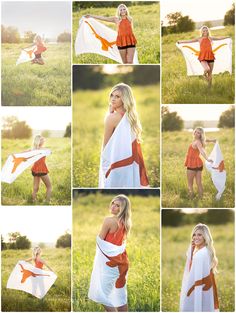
[19,264,50,283]
[105,139,149,186]
[187,270,219,310]
[182,43,227,56]
[85,21,117,51]
[212,160,225,172]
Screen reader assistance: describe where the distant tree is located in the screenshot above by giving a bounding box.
[193,121,204,129]
[56,233,71,248]
[202,21,212,28]
[64,123,71,138]
[1,25,20,43]
[73,65,105,90]
[224,4,235,25]
[24,31,36,43]
[41,130,50,138]
[166,12,182,26]
[38,242,46,249]
[16,236,31,249]
[2,116,32,139]
[162,106,184,131]
[162,209,184,226]
[218,106,235,128]
[8,232,21,243]
[177,16,195,32]
[1,236,7,250]
[206,209,234,224]
[57,32,71,42]
[165,12,195,34]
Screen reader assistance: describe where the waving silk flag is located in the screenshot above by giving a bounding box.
[16,46,36,65]
[99,113,149,188]
[7,261,57,299]
[1,149,51,184]
[88,236,128,307]
[205,142,226,200]
[75,17,139,64]
[180,245,219,312]
[176,38,232,76]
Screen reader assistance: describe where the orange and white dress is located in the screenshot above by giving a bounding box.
[116,18,137,49]
[31,156,49,177]
[198,37,215,62]
[185,145,203,171]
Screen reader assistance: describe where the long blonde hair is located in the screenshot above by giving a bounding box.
[110,194,132,236]
[32,246,41,260]
[116,4,132,22]
[193,127,206,147]
[200,25,211,37]
[109,83,142,142]
[32,135,43,149]
[191,223,218,273]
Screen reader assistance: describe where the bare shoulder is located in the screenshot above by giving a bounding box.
[103,216,117,226]
[114,17,119,24]
[105,112,122,127]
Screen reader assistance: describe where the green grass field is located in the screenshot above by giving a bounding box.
[73,3,160,64]
[1,138,71,205]
[2,43,71,106]
[162,129,235,208]
[73,192,160,312]
[162,26,235,104]
[73,85,160,187]
[162,223,235,312]
[1,248,71,312]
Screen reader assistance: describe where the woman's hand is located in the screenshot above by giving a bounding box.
[84,14,91,18]
[207,159,213,163]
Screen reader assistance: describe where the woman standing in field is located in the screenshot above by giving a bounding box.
[180,223,219,312]
[88,194,131,312]
[31,135,52,203]
[25,246,53,271]
[99,83,149,188]
[178,26,230,86]
[185,127,216,199]
[25,34,47,65]
[85,4,137,64]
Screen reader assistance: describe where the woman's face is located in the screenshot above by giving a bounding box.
[110,200,121,215]
[202,28,209,37]
[194,129,202,140]
[192,230,205,247]
[39,137,45,147]
[119,5,127,16]
[110,90,124,110]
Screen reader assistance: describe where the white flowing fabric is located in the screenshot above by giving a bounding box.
[16,46,36,65]
[88,236,128,307]
[180,246,219,312]
[176,38,232,76]
[1,149,51,184]
[205,142,226,200]
[7,261,57,299]
[75,17,139,64]
[99,113,149,188]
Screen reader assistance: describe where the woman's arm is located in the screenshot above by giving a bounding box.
[99,217,111,240]
[205,139,217,143]
[177,38,199,44]
[24,257,32,262]
[196,141,212,162]
[84,14,117,23]
[211,36,230,41]
[40,258,53,272]
[103,113,118,148]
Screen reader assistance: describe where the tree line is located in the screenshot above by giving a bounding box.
[1,232,71,250]
[1,25,71,43]
[73,1,157,11]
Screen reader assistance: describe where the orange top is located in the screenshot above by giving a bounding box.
[198,37,215,61]
[35,42,47,55]
[185,145,203,168]
[35,259,44,269]
[31,156,49,174]
[116,18,137,47]
[105,223,126,246]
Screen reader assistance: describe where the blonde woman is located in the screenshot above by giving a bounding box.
[185,127,216,198]
[31,135,52,203]
[89,195,132,312]
[180,223,219,312]
[99,83,149,188]
[25,246,53,271]
[85,4,137,63]
[178,26,230,86]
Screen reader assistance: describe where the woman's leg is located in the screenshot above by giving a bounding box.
[40,175,52,202]
[37,57,44,65]
[200,61,210,79]
[187,169,196,198]
[32,176,40,201]
[119,49,128,64]
[195,170,203,198]
[117,304,128,312]
[126,47,135,64]
[103,305,117,312]
[208,62,214,87]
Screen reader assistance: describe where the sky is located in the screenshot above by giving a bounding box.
[1,107,71,131]
[2,1,71,39]
[161,0,233,24]
[1,206,71,244]
[166,104,231,121]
